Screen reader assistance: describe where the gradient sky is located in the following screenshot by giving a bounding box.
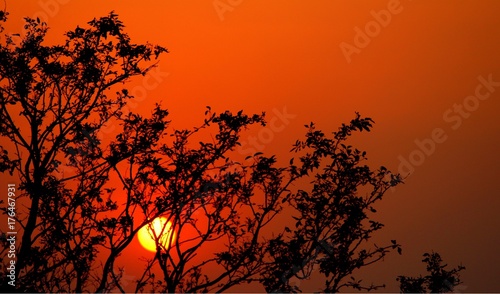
[4,0,500,292]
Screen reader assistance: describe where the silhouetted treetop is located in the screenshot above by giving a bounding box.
[0,11,433,293]
[398,252,466,293]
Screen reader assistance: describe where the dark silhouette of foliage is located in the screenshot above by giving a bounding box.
[0,11,168,292]
[0,12,408,293]
[260,118,403,292]
[397,252,466,293]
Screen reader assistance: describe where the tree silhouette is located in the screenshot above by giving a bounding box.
[0,11,168,292]
[260,120,403,293]
[0,12,408,292]
[397,252,466,293]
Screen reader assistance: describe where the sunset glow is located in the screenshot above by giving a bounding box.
[1,0,500,292]
[137,217,176,252]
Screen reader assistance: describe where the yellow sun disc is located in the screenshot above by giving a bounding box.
[138,217,175,252]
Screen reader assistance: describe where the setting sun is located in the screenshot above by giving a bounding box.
[137,217,176,252]
[2,1,500,292]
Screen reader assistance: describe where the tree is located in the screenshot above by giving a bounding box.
[0,12,404,292]
[260,120,403,293]
[0,11,168,292]
[397,252,466,293]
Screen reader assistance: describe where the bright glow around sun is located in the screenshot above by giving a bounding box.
[138,217,176,252]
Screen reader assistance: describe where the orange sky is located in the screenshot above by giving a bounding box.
[3,0,500,292]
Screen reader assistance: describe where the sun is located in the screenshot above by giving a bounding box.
[137,217,176,252]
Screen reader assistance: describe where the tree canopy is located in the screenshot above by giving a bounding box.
[0,11,464,293]
[398,252,466,293]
